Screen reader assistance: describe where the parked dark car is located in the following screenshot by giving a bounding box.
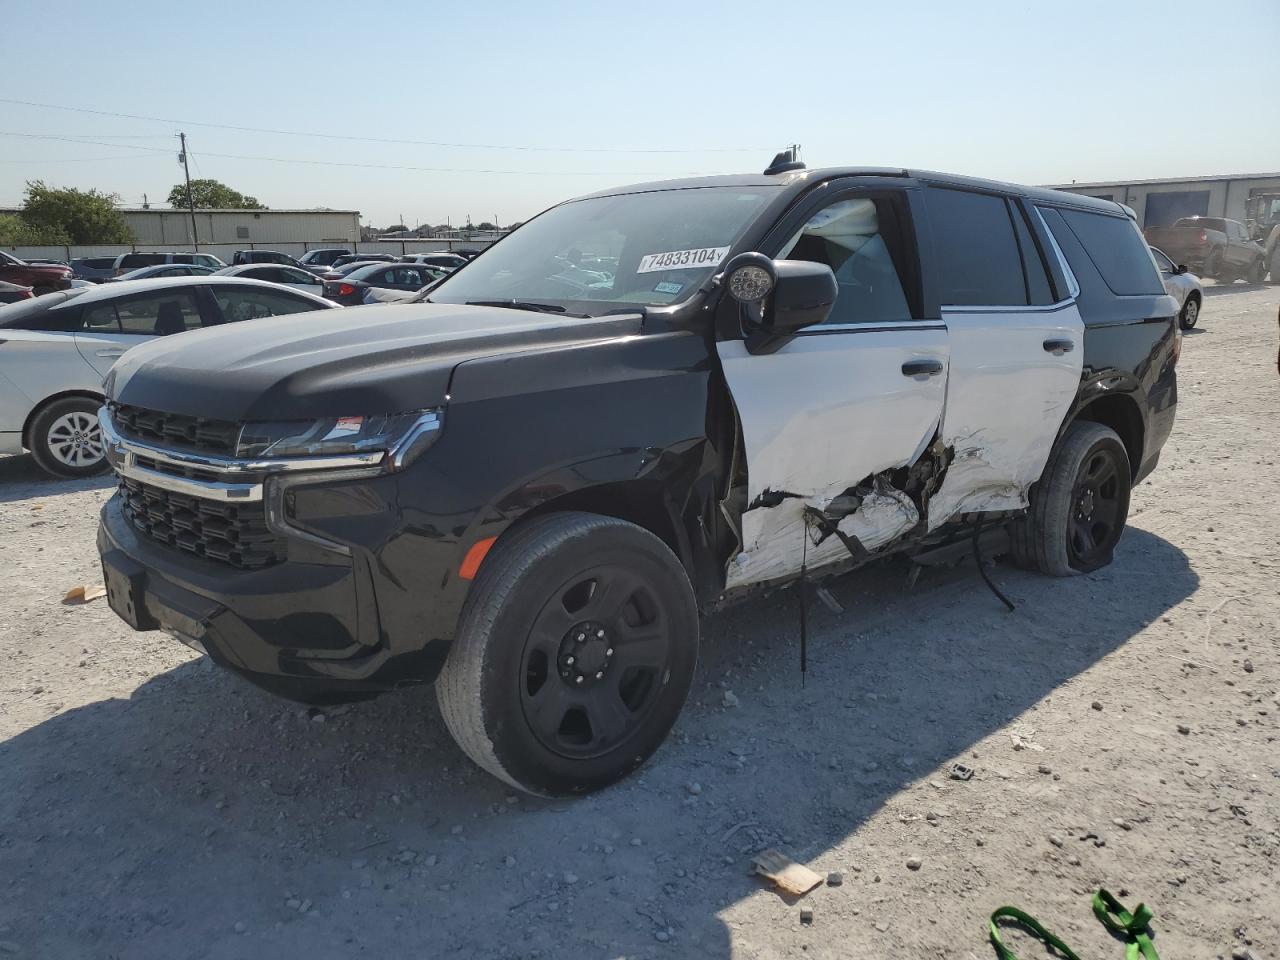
[0,280,34,304]
[399,253,467,270]
[95,161,1179,797]
[70,256,120,283]
[297,248,353,273]
[231,250,306,268]
[329,253,397,270]
[1144,217,1266,282]
[316,261,381,282]
[0,250,74,294]
[322,262,446,305]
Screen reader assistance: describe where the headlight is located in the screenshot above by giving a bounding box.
[236,409,442,470]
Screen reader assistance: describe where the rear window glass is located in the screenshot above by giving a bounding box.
[120,254,166,268]
[925,187,1026,307]
[1056,210,1163,296]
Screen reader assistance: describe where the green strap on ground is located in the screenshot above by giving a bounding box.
[989,889,1158,960]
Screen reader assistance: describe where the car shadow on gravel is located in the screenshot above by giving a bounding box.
[0,528,1197,959]
[0,453,112,504]
[1202,282,1270,298]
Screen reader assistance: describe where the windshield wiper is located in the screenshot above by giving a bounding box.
[465,299,587,317]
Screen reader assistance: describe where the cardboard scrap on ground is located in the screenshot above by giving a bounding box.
[63,584,107,605]
[751,848,824,897]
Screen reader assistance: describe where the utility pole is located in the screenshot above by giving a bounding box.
[177,131,199,250]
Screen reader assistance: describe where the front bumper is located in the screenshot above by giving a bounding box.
[99,498,411,698]
[94,407,457,699]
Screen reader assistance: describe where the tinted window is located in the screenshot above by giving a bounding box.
[778,195,916,325]
[926,188,1026,306]
[280,268,314,284]
[172,254,195,265]
[1055,209,1164,296]
[84,290,203,335]
[212,286,321,322]
[120,254,166,269]
[1010,203,1055,305]
[0,292,83,330]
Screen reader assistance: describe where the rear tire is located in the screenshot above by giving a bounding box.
[1179,294,1200,329]
[27,397,109,478]
[1012,422,1131,577]
[436,512,699,796]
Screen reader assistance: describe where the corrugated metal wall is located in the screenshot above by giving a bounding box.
[121,210,361,245]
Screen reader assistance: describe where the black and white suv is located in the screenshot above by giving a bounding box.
[96,160,1179,796]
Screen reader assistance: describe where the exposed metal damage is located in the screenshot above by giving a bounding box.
[725,435,953,590]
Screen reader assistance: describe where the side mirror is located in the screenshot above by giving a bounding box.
[1175,264,1188,275]
[722,252,838,354]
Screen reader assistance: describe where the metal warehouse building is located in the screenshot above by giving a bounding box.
[1049,172,1280,230]
[117,207,361,245]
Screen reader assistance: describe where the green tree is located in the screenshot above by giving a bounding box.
[0,213,68,246]
[168,179,266,209]
[21,181,132,244]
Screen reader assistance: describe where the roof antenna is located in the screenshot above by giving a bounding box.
[764,144,805,176]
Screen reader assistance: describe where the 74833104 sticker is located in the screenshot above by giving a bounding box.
[636,246,729,274]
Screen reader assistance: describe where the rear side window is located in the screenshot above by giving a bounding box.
[1055,209,1163,296]
[84,290,203,335]
[925,188,1026,307]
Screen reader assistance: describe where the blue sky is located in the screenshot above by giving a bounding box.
[2,0,1277,227]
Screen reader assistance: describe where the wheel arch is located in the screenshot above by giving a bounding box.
[1069,393,1144,476]
[21,389,105,449]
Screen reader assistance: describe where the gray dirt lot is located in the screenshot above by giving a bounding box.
[1,283,1278,960]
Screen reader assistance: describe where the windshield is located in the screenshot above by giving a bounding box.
[426,186,776,313]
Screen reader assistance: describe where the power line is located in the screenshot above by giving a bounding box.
[0,97,776,155]
[0,154,163,164]
[0,132,726,177]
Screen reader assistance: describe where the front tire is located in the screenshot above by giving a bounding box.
[436,512,699,796]
[1179,294,1200,329]
[1012,422,1131,576]
[27,397,109,478]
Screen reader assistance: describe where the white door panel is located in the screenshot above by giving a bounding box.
[926,304,1085,529]
[718,325,949,589]
[74,332,152,379]
[0,331,106,420]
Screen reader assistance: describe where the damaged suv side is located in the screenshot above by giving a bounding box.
[96,161,1178,795]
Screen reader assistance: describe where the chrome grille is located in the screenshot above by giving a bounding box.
[118,475,285,570]
[111,403,240,456]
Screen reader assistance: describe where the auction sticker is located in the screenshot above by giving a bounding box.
[637,246,729,273]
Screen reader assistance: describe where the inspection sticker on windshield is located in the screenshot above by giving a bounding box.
[637,246,729,273]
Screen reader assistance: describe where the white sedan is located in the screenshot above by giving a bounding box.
[0,276,334,477]
[213,263,326,297]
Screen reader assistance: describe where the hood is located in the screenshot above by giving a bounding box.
[106,302,641,422]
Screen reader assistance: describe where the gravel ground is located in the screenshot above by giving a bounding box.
[1,283,1277,960]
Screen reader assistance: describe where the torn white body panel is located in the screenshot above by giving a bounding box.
[727,485,919,590]
[717,325,947,588]
[926,303,1085,529]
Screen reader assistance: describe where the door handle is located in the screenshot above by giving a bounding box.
[901,358,944,378]
[95,349,126,358]
[1042,338,1074,355]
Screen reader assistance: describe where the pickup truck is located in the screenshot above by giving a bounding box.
[1144,217,1266,282]
[0,249,74,294]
